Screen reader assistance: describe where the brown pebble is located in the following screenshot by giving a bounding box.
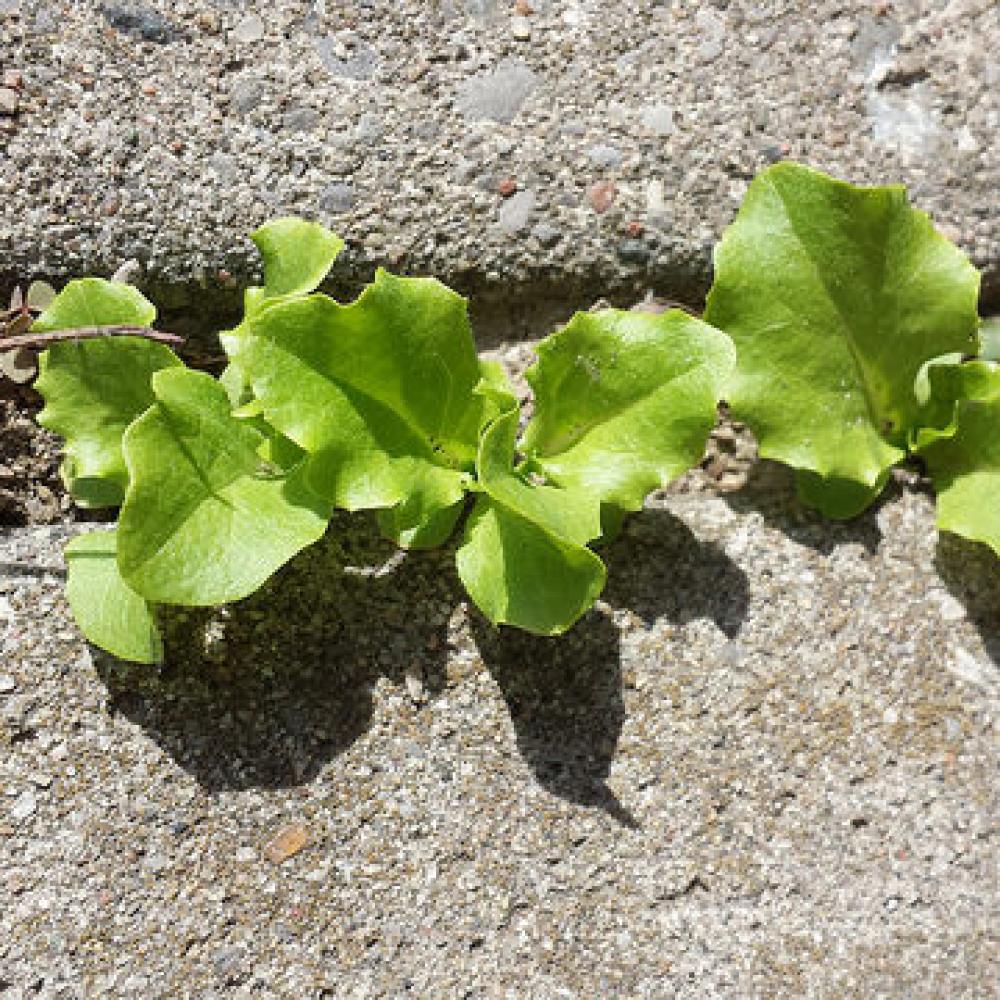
[498,177,518,197]
[3,70,22,90]
[515,0,534,13]
[101,194,120,216]
[626,219,644,237]
[264,824,309,864]
[587,180,616,214]
[141,82,157,97]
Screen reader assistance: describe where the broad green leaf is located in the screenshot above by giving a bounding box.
[65,531,163,664]
[34,282,180,507]
[915,370,1000,554]
[118,368,330,605]
[704,162,979,518]
[521,309,735,512]
[31,277,156,333]
[237,271,483,544]
[456,407,606,635]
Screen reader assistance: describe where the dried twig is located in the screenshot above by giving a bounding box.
[0,325,184,352]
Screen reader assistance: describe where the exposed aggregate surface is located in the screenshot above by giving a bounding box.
[1,0,998,342]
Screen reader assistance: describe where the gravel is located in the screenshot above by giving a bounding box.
[0,0,998,351]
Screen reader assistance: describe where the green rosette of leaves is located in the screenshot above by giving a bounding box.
[704,162,980,518]
[230,236,731,633]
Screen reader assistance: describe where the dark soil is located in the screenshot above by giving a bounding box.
[0,380,72,526]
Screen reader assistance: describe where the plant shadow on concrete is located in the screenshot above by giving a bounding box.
[934,532,1000,665]
[93,511,455,791]
[92,508,748,824]
[472,507,748,829]
[722,457,885,556]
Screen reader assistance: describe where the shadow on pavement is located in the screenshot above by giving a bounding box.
[934,530,1000,665]
[722,458,886,556]
[93,505,749,822]
[94,513,454,792]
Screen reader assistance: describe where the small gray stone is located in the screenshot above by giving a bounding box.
[101,4,179,44]
[28,772,52,789]
[0,674,15,693]
[230,14,264,44]
[456,59,537,123]
[640,103,675,136]
[618,239,649,265]
[698,39,724,62]
[588,144,622,169]
[498,189,535,233]
[868,85,943,156]
[11,789,36,821]
[355,114,383,143]
[531,222,561,247]
[229,79,262,115]
[282,106,319,132]
[319,182,355,214]
[314,38,377,80]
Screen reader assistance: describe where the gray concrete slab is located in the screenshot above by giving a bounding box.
[1,0,998,345]
[1,479,998,997]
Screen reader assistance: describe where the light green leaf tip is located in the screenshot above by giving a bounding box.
[915,369,1000,555]
[456,407,606,636]
[118,367,330,605]
[65,530,163,664]
[245,216,344,316]
[238,270,481,546]
[522,308,735,514]
[704,161,980,519]
[33,280,178,508]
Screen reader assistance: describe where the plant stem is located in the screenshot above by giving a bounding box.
[0,325,185,351]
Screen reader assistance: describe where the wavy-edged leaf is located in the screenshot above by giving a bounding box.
[704,162,980,518]
[118,368,330,605]
[31,277,156,333]
[522,309,735,512]
[32,280,177,508]
[35,338,182,507]
[65,530,163,664]
[238,271,483,544]
[915,370,1000,554]
[456,407,605,635]
[246,216,344,315]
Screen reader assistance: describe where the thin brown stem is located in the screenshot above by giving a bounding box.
[0,325,185,351]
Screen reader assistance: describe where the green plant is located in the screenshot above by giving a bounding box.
[703,161,995,550]
[31,219,731,662]
[20,162,999,664]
